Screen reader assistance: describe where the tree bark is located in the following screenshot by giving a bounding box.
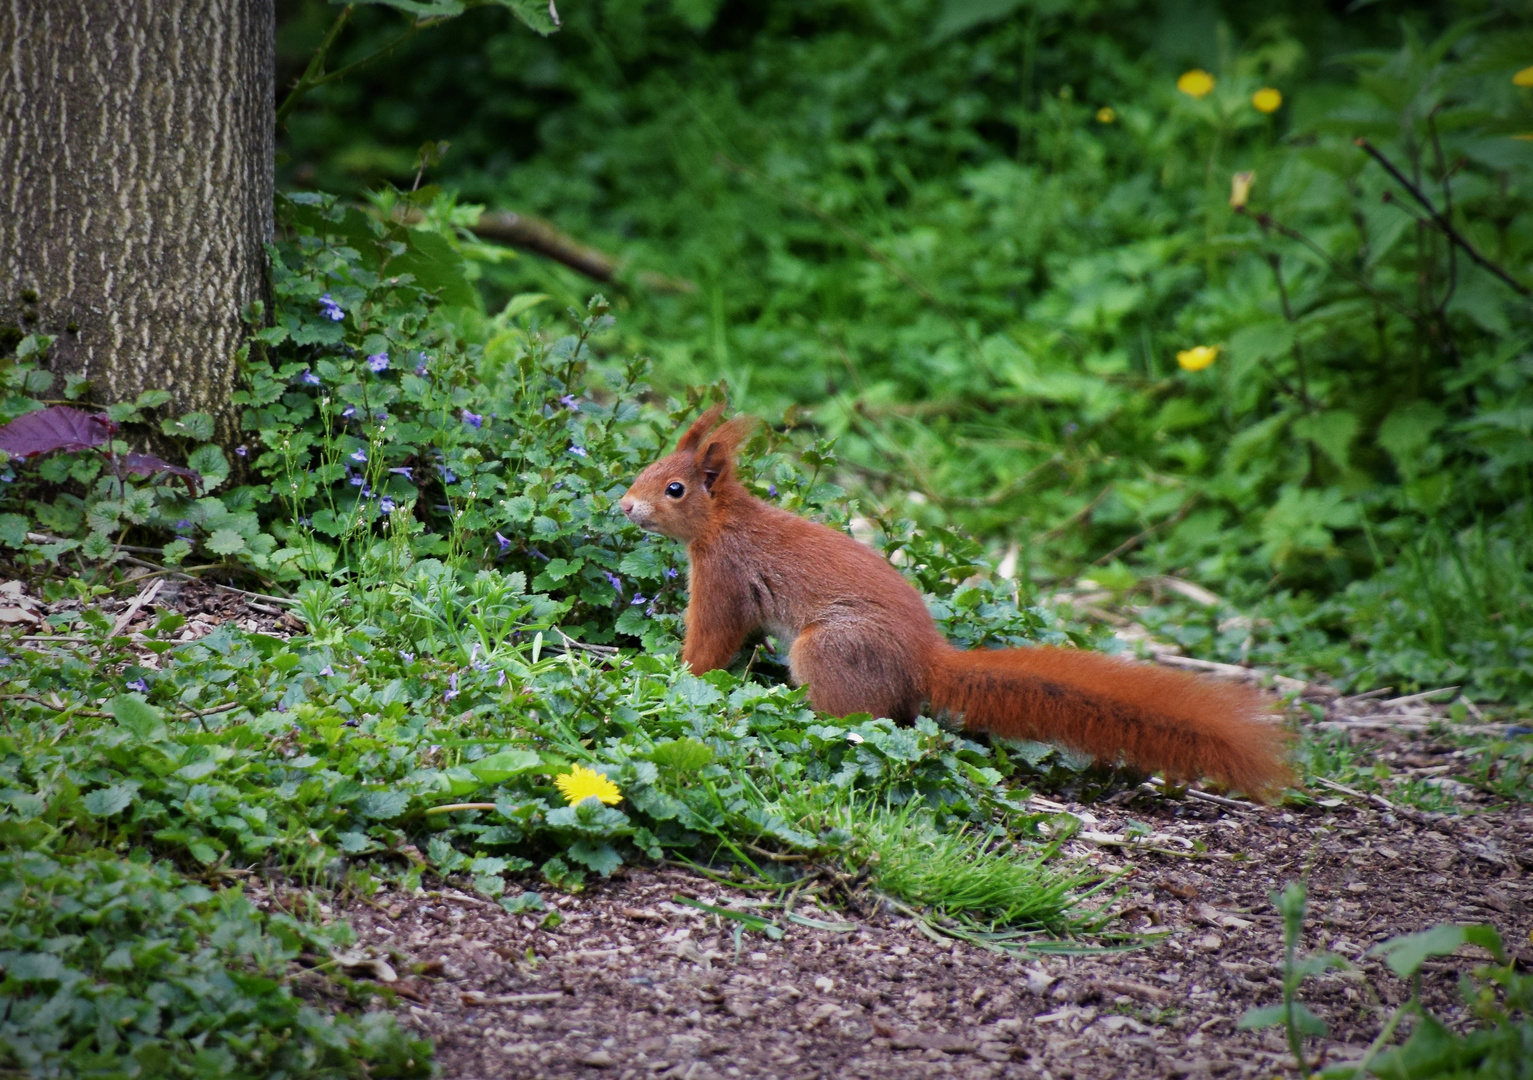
[0,1,274,443]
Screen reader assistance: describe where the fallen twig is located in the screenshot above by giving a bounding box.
[460,991,567,1007]
[1356,138,1531,297]
[1185,789,1257,812]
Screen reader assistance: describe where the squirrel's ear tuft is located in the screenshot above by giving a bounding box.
[676,402,727,455]
[698,415,758,493]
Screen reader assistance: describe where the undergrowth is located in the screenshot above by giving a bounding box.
[275,0,1533,706]
[0,194,1117,1076]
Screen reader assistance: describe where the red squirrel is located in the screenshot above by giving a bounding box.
[619,405,1291,797]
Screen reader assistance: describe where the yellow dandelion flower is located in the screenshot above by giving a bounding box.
[1252,87,1282,113]
[555,765,622,806]
[1177,345,1220,372]
[1096,106,1117,124]
[1177,69,1215,99]
[1229,171,1255,210]
[1514,66,1533,87]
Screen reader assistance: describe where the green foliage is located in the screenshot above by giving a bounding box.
[0,850,431,1078]
[1,202,1110,1071]
[275,0,1533,704]
[1243,883,1533,1080]
[1238,881,1348,1069]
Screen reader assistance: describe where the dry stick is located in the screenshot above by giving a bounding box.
[391,204,695,292]
[108,578,163,638]
[461,992,566,1007]
[1184,789,1257,812]
[1380,685,1460,707]
[0,694,243,723]
[1093,494,1199,566]
[1313,775,1395,812]
[115,556,298,608]
[471,211,696,294]
[1039,484,1114,543]
[422,802,499,815]
[1355,138,1531,298]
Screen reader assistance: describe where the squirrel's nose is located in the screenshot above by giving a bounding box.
[619,497,634,516]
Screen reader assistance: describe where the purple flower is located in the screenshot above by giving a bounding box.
[379,496,396,514]
[603,571,622,594]
[301,369,321,385]
[318,665,334,677]
[445,672,459,702]
[341,405,356,419]
[349,474,364,487]
[375,412,389,423]
[235,445,248,458]
[367,353,389,373]
[496,531,512,553]
[389,466,413,480]
[437,465,457,484]
[560,394,579,410]
[631,594,647,606]
[496,670,507,687]
[399,651,415,663]
[174,519,193,533]
[461,409,483,429]
[569,445,587,458]
[127,678,149,693]
[415,358,429,376]
[665,567,678,579]
[319,293,345,321]
[298,515,311,527]
[768,484,778,497]
[350,449,367,463]
[361,485,373,499]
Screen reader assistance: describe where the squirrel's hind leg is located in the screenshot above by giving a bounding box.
[787,623,925,723]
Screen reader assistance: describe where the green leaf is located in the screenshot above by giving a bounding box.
[162,411,216,442]
[502,292,551,319]
[110,694,167,742]
[0,513,29,548]
[466,749,543,784]
[162,538,193,565]
[1289,1001,1328,1037]
[5,952,66,982]
[186,445,229,489]
[500,891,546,914]
[356,790,411,820]
[567,840,623,876]
[82,784,136,817]
[1368,923,1505,977]
[1235,1004,1288,1030]
[648,737,714,771]
[1293,410,1359,470]
[206,529,248,555]
[1377,401,1447,476]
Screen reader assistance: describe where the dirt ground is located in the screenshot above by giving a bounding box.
[296,729,1530,1080]
[16,574,1533,1079]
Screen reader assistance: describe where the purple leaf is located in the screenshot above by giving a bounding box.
[120,453,201,495]
[0,406,114,458]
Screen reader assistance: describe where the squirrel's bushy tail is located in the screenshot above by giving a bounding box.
[927,646,1291,798]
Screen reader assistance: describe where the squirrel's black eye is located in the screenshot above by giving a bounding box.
[665,482,686,499]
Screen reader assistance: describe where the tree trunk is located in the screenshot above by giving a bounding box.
[0,0,274,443]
